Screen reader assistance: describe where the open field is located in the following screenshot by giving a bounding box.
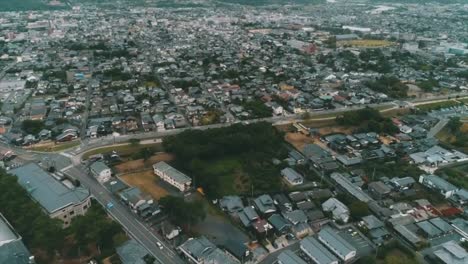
[30,140,80,152]
[120,170,170,199]
[114,153,174,173]
[285,132,315,151]
[337,39,394,48]
[82,142,163,160]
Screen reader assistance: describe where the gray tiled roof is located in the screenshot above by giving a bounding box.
[116,239,151,264]
[0,214,32,264]
[9,163,90,214]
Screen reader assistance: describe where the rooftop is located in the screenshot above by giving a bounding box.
[300,236,338,264]
[153,161,191,185]
[318,227,356,258]
[9,163,90,214]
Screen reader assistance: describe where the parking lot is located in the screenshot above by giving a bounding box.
[336,227,374,257]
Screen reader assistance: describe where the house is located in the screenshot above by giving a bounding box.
[0,213,34,264]
[89,161,112,183]
[303,144,339,171]
[162,222,181,240]
[419,174,459,198]
[153,161,191,192]
[178,237,240,264]
[368,181,392,199]
[273,194,293,212]
[283,210,308,226]
[322,198,350,223]
[394,225,421,246]
[268,214,291,235]
[431,240,468,264]
[277,250,307,264]
[9,163,91,228]
[389,177,416,191]
[220,196,244,214]
[254,194,276,214]
[116,239,153,264]
[300,236,338,264]
[318,227,357,261]
[252,219,273,236]
[119,187,160,217]
[331,172,373,202]
[281,167,304,186]
[237,206,259,227]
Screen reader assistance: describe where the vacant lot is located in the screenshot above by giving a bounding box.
[120,170,170,199]
[114,153,174,173]
[285,132,315,151]
[416,100,463,111]
[337,39,394,48]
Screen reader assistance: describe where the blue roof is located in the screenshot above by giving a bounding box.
[9,163,90,214]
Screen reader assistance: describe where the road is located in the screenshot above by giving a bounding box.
[65,165,185,264]
[427,118,448,138]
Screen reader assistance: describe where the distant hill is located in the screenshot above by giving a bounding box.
[0,0,67,12]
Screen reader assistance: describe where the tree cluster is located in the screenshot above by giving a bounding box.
[365,76,408,99]
[336,107,399,134]
[163,122,288,198]
[242,99,273,119]
[159,196,206,229]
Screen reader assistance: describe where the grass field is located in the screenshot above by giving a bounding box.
[120,170,169,199]
[82,142,163,160]
[30,140,80,152]
[337,39,394,48]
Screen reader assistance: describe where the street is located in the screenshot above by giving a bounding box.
[64,165,186,264]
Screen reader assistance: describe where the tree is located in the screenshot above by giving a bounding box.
[447,117,462,133]
[129,138,141,146]
[349,201,370,219]
[22,120,45,135]
[159,196,206,229]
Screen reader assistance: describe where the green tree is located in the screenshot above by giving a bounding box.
[447,117,462,133]
[159,196,206,229]
[22,120,45,135]
[349,201,370,219]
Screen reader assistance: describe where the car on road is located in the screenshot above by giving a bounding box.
[106,202,114,209]
[156,241,163,249]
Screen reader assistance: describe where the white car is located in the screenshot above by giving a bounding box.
[156,242,163,249]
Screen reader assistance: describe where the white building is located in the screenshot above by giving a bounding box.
[90,161,112,183]
[322,198,350,223]
[153,161,191,192]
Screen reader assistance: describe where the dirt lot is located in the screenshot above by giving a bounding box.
[285,132,315,151]
[114,153,174,174]
[120,170,170,199]
[318,126,355,135]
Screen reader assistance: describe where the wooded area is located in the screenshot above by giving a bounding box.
[163,122,288,198]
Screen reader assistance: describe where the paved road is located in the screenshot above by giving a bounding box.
[64,165,186,264]
[427,118,448,138]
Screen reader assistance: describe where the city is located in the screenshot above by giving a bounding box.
[0,0,467,264]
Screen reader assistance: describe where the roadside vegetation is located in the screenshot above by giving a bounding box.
[163,122,288,198]
[0,169,126,263]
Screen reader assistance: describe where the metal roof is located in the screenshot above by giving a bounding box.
[416,221,443,237]
[153,161,191,185]
[429,218,453,233]
[0,214,32,264]
[90,161,110,174]
[433,240,468,264]
[331,173,372,202]
[9,163,90,214]
[300,236,338,264]
[277,250,307,264]
[394,225,421,244]
[318,227,356,259]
